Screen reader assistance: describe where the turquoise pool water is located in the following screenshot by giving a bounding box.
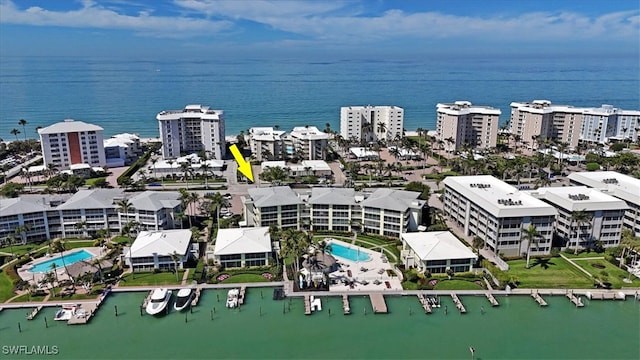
[327,242,371,262]
[29,250,94,273]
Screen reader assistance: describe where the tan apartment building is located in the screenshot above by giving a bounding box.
[510,100,583,150]
[436,101,500,152]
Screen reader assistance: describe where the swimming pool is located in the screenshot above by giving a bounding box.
[30,249,94,273]
[327,242,371,262]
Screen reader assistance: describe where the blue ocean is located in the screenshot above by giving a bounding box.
[0,55,638,140]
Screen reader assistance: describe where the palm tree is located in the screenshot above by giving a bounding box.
[179,189,194,227]
[166,159,175,179]
[49,239,71,283]
[200,161,211,189]
[18,119,28,140]
[75,221,89,239]
[180,162,191,189]
[92,258,104,283]
[570,209,592,254]
[10,128,21,141]
[43,267,58,297]
[521,225,542,268]
[472,236,484,258]
[116,198,134,229]
[170,251,182,282]
[150,158,158,180]
[174,211,186,229]
[376,122,387,139]
[14,224,31,245]
[204,192,224,229]
[4,233,17,258]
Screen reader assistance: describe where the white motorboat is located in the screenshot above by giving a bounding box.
[145,288,172,315]
[54,304,77,321]
[226,288,239,308]
[173,288,194,312]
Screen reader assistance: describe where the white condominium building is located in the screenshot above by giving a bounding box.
[309,188,362,233]
[242,187,303,230]
[0,190,182,244]
[580,105,640,144]
[38,119,106,170]
[443,175,557,257]
[568,171,640,237]
[340,105,404,143]
[248,127,286,162]
[104,133,143,167]
[436,101,500,152]
[359,189,426,238]
[510,100,584,150]
[528,186,627,250]
[286,126,330,160]
[157,104,226,160]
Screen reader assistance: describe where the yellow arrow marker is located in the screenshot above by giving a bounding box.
[229,144,254,182]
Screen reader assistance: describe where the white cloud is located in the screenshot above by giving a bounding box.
[0,0,233,38]
[0,0,637,44]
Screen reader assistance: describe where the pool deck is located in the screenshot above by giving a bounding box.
[325,238,403,293]
[17,247,105,284]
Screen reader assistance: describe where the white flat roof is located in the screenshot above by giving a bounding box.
[69,163,91,170]
[436,102,501,116]
[39,119,103,134]
[214,227,272,255]
[567,171,640,206]
[261,161,287,170]
[128,229,192,258]
[349,147,379,159]
[402,231,477,261]
[510,101,584,114]
[443,175,557,217]
[528,186,629,212]
[290,126,330,140]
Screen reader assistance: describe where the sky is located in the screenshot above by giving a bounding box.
[0,0,639,59]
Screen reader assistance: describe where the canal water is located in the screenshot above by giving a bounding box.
[1,289,638,359]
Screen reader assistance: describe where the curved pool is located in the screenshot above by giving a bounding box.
[30,249,94,273]
[327,242,371,262]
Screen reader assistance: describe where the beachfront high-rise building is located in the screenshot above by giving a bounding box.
[340,105,404,143]
[248,126,330,161]
[442,175,557,257]
[527,186,627,250]
[157,104,226,160]
[248,127,286,162]
[285,126,330,160]
[580,105,640,144]
[436,101,500,152]
[509,100,584,150]
[568,171,640,237]
[38,119,106,170]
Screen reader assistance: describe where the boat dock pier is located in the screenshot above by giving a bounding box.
[370,293,387,314]
[304,295,312,315]
[416,294,432,314]
[239,286,246,306]
[485,293,499,306]
[142,290,153,309]
[531,291,548,306]
[342,295,351,315]
[451,294,466,313]
[191,287,202,307]
[67,302,98,325]
[27,305,43,320]
[566,291,584,307]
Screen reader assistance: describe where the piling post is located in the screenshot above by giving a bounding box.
[185,312,188,323]
[115,305,118,317]
[44,317,48,329]
[18,322,21,333]
[210,310,213,320]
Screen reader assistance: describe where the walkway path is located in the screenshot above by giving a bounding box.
[568,256,605,261]
[180,269,190,286]
[559,253,593,278]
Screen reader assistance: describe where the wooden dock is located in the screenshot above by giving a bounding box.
[369,293,387,314]
[239,286,246,305]
[451,294,466,313]
[566,291,584,307]
[191,287,201,307]
[342,295,351,315]
[26,305,43,320]
[67,302,98,325]
[485,293,499,306]
[304,295,312,315]
[531,291,548,306]
[416,294,432,314]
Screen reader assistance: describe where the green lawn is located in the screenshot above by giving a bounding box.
[10,292,47,303]
[433,280,483,290]
[222,273,269,283]
[561,252,606,259]
[573,259,640,289]
[506,257,594,288]
[0,269,15,302]
[119,271,185,286]
[0,243,43,257]
[66,240,96,249]
[112,236,132,244]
